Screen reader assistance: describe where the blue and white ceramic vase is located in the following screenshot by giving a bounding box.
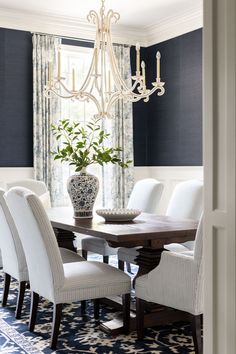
[67,168,99,218]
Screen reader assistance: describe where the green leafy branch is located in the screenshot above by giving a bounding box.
[51,117,132,172]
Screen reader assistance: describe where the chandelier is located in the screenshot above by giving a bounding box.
[45,0,165,118]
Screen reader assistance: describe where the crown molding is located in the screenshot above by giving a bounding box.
[0,7,202,47]
[145,8,203,46]
[0,7,146,46]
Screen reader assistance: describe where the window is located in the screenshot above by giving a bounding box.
[59,44,103,208]
[61,44,96,122]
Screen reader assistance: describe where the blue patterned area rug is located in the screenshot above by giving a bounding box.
[0,255,195,354]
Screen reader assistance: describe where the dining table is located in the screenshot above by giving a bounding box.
[47,207,198,334]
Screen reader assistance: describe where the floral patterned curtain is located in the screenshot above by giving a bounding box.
[102,44,134,208]
[33,34,69,206]
[33,35,134,208]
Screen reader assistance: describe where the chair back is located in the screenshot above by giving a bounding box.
[193,213,203,263]
[0,181,6,190]
[5,187,64,301]
[127,178,164,213]
[7,179,51,209]
[0,189,28,280]
[166,180,203,221]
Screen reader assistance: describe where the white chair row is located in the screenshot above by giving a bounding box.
[117,179,203,269]
[0,185,131,349]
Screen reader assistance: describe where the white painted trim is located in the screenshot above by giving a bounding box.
[0,7,147,46]
[145,8,203,46]
[0,168,34,189]
[0,6,202,46]
[203,0,236,352]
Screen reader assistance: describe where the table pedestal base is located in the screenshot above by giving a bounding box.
[54,228,77,252]
[100,299,189,335]
[134,247,164,285]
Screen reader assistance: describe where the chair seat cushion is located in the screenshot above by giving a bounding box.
[54,261,131,303]
[81,236,118,256]
[118,247,141,264]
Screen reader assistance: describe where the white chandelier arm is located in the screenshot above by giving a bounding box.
[87,10,100,28]
[45,87,76,100]
[106,9,120,27]
[74,92,102,114]
[106,35,131,92]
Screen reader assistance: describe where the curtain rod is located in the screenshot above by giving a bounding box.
[31,31,130,47]
[31,31,94,43]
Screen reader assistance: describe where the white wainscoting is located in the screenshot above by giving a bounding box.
[0,168,34,189]
[134,166,203,214]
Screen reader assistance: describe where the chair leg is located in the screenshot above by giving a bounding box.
[118,260,125,271]
[82,249,88,260]
[190,314,202,354]
[103,256,109,264]
[29,292,39,332]
[94,299,100,320]
[15,281,26,319]
[51,303,62,350]
[122,293,130,334]
[2,273,11,307]
[126,262,132,273]
[81,300,86,315]
[136,297,145,340]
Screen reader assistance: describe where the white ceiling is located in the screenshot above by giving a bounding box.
[0,0,202,28]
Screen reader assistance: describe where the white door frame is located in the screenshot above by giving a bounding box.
[204,0,236,353]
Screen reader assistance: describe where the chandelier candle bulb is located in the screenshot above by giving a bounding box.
[57,50,61,80]
[141,61,146,87]
[156,51,161,81]
[136,42,140,75]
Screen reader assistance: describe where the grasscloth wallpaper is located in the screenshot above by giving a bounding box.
[0,28,202,167]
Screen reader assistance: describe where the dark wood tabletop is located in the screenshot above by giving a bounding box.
[47,207,197,249]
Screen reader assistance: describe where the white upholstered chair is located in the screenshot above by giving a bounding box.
[82,178,164,269]
[135,214,204,354]
[7,179,51,209]
[5,187,131,349]
[0,188,84,319]
[164,179,203,252]
[117,179,203,266]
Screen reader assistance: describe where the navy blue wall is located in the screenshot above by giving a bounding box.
[0,28,202,167]
[0,28,33,167]
[131,29,202,166]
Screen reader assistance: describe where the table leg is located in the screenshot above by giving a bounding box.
[100,247,166,335]
[53,228,77,252]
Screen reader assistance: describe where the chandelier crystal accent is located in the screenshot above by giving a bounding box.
[45,0,165,118]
